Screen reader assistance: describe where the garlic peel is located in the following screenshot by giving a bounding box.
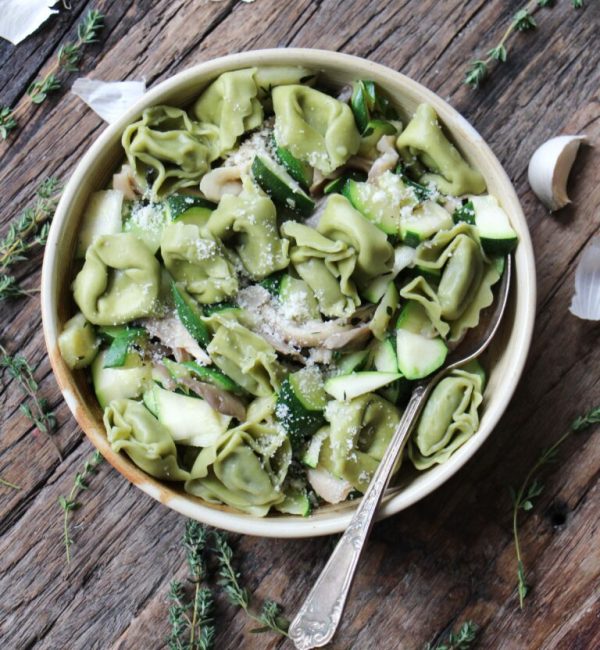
[0,0,59,46]
[570,237,600,321]
[71,78,146,124]
[528,135,587,211]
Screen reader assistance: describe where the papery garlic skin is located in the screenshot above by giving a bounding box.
[527,135,587,211]
[72,79,146,124]
[570,237,600,321]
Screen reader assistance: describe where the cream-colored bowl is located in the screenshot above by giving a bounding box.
[41,49,536,538]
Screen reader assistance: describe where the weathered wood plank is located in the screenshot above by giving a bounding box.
[0,0,599,648]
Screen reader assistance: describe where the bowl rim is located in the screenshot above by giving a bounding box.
[41,48,536,538]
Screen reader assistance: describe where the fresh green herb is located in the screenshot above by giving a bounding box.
[103,327,147,368]
[0,10,104,140]
[425,621,479,650]
[58,450,103,564]
[0,177,61,302]
[511,405,600,607]
[453,200,476,225]
[168,521,215,650]
[212,531,289,637]
[464,0,554,88]
[0,476,20,490]
[0,342,61,461]
[395,163,432,201]
[572,0,583,7]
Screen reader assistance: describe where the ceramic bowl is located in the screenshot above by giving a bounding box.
[41,49,536,537]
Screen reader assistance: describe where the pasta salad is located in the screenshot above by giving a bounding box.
[58,67,518,516]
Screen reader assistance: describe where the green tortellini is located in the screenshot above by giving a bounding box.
[207,318,284,397]
[396,103,486,196]
[281,220,360,318]
[409,224,501,342]
[58,312,99,369]
[122,106,218,199]
[319,394,401,492]
[73,232,160,326]
[318,195,394,287]
[184,396,291,516]
[193,68,263,154]
[273,85,361,174]
[207,184,289,280]
[409,364,485,469]
[160,221,238,303]
[104,399,190,481]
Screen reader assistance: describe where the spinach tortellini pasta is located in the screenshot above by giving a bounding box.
[319,395,401,492]
[122,106,218,198]
[161,221,238,303]
[105,399,190,481]
[207,184,289,280]
[396,103,486,196]
[207,316,284,397]
[409,364,485,469]
[281,220,360,318]
[273,85,361,174]
[61,67,518,518]
[73,232,160,326]
[185,397,291,516]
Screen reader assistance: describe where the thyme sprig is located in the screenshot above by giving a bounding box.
[465,0,553,88]
[0,10,104,140]
[168,521,215,650]
[0,342,61,461]
[212,531,289,637]
[58,450,103,564]
[0,476,20,490]
[511,405,600,607]
[0,177,60,302]
[425,620,479,650]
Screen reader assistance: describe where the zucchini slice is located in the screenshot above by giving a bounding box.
[335,349,370,375]
[252,155,315,217]
[77,190,123,258]
[276,376,326,448]
[324,371,401,401]
[171,282,211,347]
[143,384,231,447]
[400,201,453,247]
[273,140,313,190]
[372,338,398,373]
[395,329,447,380]
[92,351,151,409]
[343,179,399,235]
[279,275,321,321]
[470,195,519,255]
[302,427,330,468]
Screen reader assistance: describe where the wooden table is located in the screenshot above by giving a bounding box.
[1,1,598,648]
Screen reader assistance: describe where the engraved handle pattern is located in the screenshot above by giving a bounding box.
[289,384,430,650]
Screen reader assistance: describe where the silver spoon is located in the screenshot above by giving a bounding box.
[289,255,513,650]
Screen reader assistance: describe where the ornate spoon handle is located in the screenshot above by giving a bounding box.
[289,383,431,650]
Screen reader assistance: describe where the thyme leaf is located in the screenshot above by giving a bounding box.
[424,620,479,650]
[511,405,600,607]
[0,342,61,461]
[59,450,103,563]
[1,10,104,140]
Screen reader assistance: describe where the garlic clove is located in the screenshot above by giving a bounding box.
[527,135,587,211]
[570,237,600,321]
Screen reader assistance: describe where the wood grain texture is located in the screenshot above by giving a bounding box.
[0,1,599,649]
